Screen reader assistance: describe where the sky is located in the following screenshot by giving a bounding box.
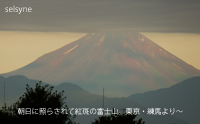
[0,0,200,74]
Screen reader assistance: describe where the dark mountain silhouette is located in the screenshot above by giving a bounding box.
[128,77,200,124]
[1,32,200,96]
[56,82,189,124]
[0,75,42,106]
[0,75,189,124]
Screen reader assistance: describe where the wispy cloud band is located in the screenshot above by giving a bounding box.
[1,0,200,33]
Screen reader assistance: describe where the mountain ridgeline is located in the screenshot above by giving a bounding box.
[128,77,200,124]
[0,75,192,124]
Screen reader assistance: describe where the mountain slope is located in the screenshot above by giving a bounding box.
[56,82,189,124]
[128,77,200,124]
[0,75,43,107]
[2,32,200,96]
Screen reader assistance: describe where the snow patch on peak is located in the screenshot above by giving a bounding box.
[64,45,78,54]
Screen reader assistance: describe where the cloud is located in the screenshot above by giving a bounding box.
[1,0,200,33]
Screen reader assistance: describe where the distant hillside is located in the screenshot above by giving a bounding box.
[128,77,200,124]
[56,82,188,124]
[0,75,44,107]
[0,75,189,124]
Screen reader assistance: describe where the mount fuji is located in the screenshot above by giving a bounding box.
[2,32,200,96]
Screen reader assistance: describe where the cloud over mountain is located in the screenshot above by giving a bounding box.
[1,0,200,33]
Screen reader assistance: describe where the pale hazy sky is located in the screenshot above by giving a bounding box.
[0,31,200,74]
[0,31,86,74]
